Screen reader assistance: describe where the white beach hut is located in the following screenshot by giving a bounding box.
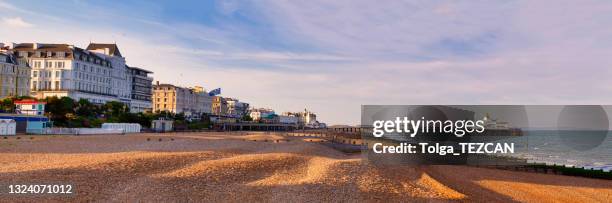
[0,119,16,135]
[102,123,142,133]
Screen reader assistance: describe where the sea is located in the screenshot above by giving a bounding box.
[505,130,612,172]
[379,131,612,171]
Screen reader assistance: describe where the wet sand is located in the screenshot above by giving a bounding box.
[0,132,610,202]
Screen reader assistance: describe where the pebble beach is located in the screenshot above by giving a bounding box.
[0,132,610,202]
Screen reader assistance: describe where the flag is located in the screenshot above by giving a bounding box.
[209,88,221,96]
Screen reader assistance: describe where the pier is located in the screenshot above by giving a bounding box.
[213,122,298,131]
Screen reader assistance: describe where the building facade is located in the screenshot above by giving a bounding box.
[278,115,298,124]
[284,109,320,127]
[86,43,133,104]
[0,51,30,98]
[8,43,152,109]
[212,96,228,116]
[152,82,211,117]
[11,43,117,103]
[226,98,249,118]
[250,108,275,121]
[192,86,213,114]
[127,66,153,113]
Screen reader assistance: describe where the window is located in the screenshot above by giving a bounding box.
[55,81,60,90]
[55,71,60,78]
[33,71,38,77]
[32,81,37,90]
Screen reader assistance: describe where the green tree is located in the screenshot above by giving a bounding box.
[76,99,97,118]
[175,113,186,121]
[0,97,15,113]
[103,101,128,117]
[241,114,253,122]
[43,96,77,127]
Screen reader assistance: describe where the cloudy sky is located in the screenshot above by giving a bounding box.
[2,0,612,125]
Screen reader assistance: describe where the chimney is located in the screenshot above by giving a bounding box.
[156,81,159,85]
[33,43,41,50]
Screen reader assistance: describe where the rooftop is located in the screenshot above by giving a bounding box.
[86,43,122,57]
[127,65,153,73]
[10,43,111,66]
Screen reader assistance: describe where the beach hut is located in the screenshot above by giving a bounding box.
[0,119,16,135]
[0,114,50,134]
[102,123,142,133]
[151,119,173,132]
[14,100,46,116]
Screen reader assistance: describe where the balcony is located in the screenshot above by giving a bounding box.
[32,88,118,97]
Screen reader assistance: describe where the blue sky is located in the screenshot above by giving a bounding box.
[2,0,612,125]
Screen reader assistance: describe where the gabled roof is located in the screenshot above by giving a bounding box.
[12,43,72,52]
[86,43,122,57]
[10,43,112,67]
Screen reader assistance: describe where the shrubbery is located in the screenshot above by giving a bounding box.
[0,96,212,129]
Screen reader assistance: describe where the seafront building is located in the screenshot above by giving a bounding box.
[127,66,153,113]
[192,86,212,114]
[0,49,30,98]
[283,109,325,128]
[278,115,298,124]
[86,43,133,104]
[11,43,117,103]
[7,43,153,111]
[249,108,275,121]
[212,96,228,116]
[152,82,212,117]
[226,98,249,118]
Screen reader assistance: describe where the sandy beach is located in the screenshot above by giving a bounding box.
[0,132,610,202]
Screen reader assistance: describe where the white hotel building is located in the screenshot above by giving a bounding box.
[9,43,152,110]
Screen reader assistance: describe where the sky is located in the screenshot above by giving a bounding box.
[2,0,612,125]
